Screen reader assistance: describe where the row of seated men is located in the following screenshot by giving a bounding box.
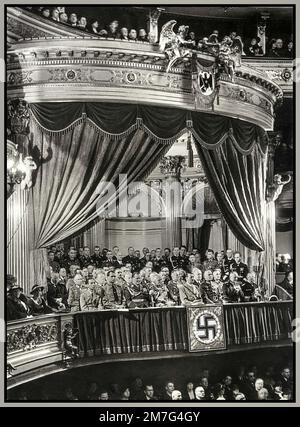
[7,246,268,321]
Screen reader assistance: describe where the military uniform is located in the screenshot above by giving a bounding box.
[80,288,95,311]
[223,257,235,277]
[90,254,103,268]
[231,261,249,279]
[222,281,245,303]
[152,257,171,273]
[166,281,180,305]
[49,259,61,273]
[170,255,188,271]
[79,255,92,268]
[61,257,80,273]
[101,283,125,308]
[122,255,141,272]
[202,259,218,272]
[124,283,149,308]
[67,283,81,311]
[101,258,119,269]
[200,281,218,304]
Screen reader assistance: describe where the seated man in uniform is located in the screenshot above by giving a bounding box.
[166,270,180,305]
[80,278,97,311]
[148,272,169,307]
[101,270,125,309]
[200,270,216,304]
[124,272,149,308]
[67,273,83,312]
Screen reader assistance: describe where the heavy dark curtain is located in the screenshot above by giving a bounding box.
[191,113,268,251]
[28,102,268,282]
[186,219,212,259]
[73,302,293,356]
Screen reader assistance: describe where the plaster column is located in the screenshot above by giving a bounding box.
[160,156,185,249]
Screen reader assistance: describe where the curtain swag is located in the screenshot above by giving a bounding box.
[29,103,268,154]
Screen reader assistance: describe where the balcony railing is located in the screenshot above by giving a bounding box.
[7,300,293,386]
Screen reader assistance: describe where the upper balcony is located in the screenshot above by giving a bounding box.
[6,6,291,131]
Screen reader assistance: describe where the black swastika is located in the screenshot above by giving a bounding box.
[197,314,217,340]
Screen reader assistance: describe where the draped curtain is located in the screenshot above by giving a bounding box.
[26,102,269,286]
[191,113,268,252]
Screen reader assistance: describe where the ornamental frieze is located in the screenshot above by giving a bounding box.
[7,322,58,353]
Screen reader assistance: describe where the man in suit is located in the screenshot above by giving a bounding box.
[223,272,245,303]
[178,273,203,306]
[56,267,68,307]
[277,368,292,394]
[279,271,293,295]
[48,251,61,273]
[143,385,158,401]
[47,272,66,310]
[161,381,175,400]
[241,370,257,400]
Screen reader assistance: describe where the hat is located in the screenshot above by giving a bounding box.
[30,284,44,294]
[7,283,23,293]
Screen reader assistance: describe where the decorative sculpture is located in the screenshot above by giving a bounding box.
[159,21,243,80]
[19,155,37,190]
[266,174,291,202]
[63,323,79,360]
[159,20,194,73]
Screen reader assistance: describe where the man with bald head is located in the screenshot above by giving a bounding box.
[195,386,206,400]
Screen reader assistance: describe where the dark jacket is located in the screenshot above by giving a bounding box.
[7,295,28,321]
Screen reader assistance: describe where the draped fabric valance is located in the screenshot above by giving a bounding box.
[29,102,268,153]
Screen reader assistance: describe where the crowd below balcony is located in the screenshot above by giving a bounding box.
[10,364,293,401]
[7,244,293,321]
[23,6,294,58]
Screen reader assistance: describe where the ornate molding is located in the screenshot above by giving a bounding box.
[7,99,30,136]
[160,156,186,178]
[7,322,58,353]
[243,59,293,95]
[6,11,284,130]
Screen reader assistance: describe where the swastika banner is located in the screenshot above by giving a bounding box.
[186,304,227,352]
